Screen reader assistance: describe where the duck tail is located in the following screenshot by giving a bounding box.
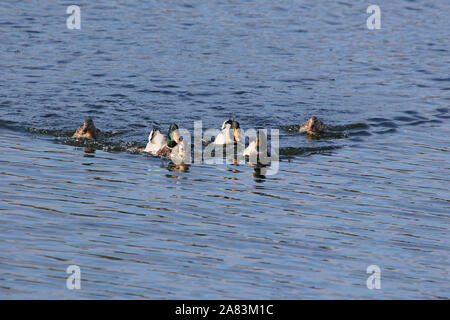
[149,127,160,142]
[221,119,230,130]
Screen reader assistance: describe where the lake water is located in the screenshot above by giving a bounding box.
[0,0,449,299]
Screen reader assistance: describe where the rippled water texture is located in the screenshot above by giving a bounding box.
[0,1,449,299]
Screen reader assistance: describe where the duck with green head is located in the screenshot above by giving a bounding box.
[143,123,183,160]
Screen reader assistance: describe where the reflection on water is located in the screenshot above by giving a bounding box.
[82,147,96,155]
[252,167,266,183]
[167,162,190,173]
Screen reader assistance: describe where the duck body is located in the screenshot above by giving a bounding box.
[299,116,326,135]
[243,140,257,157]
[144,129,167,155]
[243,131,265,157]
[243,130,277,164]
[214,120,241,145]
[72,119,103,140]
[158,139,185,163]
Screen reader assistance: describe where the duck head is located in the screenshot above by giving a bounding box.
[73,118,100,139]
[167,123,181,148]
[299,116,325,135]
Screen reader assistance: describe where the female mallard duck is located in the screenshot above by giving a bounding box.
[143,123,181,156]
[72,118,103,140]
[214,120,241,145]
[299,116,326,135]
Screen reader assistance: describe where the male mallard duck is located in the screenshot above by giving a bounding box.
[299,116,326,135]
[214,120,241,145]
[72,118,103,140]
[143,123,181,158]
[168,137,185,164]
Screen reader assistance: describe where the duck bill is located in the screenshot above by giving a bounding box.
[233,128,240,142]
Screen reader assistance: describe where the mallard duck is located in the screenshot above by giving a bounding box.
[243,130,266,157]
[243,137,257,157]
[143,123,180,156]
[143,129,166,155]
[214,120,241,145]
[72,118,103,140]
[243,130,277,165]
[299,116,326,135]
[168,137,185,164]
